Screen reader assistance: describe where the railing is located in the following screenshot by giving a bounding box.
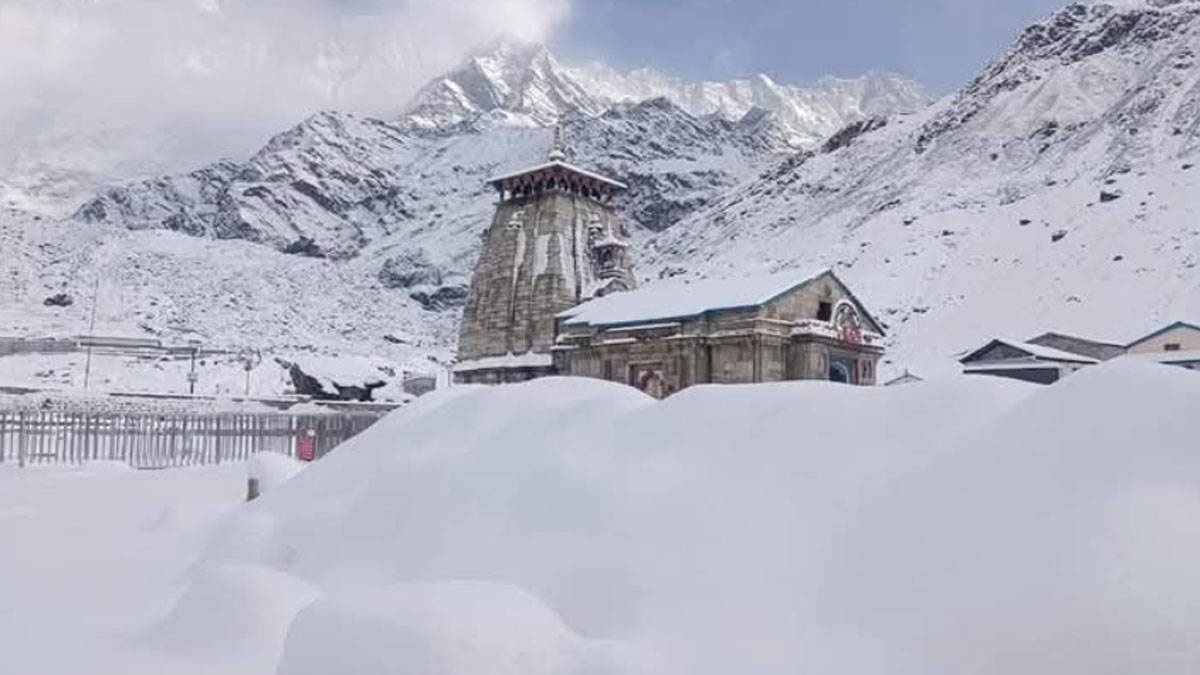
[0,410,382,469]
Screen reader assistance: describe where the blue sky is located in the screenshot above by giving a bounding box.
[551,0,1067,92]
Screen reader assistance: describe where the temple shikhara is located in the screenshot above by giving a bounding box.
[454,131,886,396]
[454,130,636,384]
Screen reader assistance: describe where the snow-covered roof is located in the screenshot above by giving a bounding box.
[1027,331,1126,349]
[488,160,628,190]
[963,361,1064,373]
[452,352,554,373]
[883,371,924,386]
[559,270,827,328]
[962,338,1101,365]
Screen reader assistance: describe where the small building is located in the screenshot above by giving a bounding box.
[959,338,1099,384]
[884,370,924,387]
[401,373,438,398]
[552,270,885,398]
[1125,321,1200,355]
[1121,320,1200,372]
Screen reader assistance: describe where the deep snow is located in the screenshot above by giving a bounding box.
[2,361,1197,674]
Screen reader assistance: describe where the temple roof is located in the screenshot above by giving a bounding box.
[560,270,832,328]
[487,159,628,191]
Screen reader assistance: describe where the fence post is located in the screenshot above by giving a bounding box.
[17,412,27,468]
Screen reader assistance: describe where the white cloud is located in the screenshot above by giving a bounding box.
[0,0,571,209]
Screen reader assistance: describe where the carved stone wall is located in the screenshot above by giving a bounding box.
[553,274,884,397]
[457,190,636,367]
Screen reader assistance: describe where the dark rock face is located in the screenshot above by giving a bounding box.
[333,381,386,402]
[287,363,328,398]
[283,236,326,258]
[409,285,468,311]
[378,250,444,289]
[821,118,888,154]
[43,293,74,307]
[1100,190,1123,202]
[286,362,386,401]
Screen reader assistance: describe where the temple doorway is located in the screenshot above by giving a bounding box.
[829,359,852,384]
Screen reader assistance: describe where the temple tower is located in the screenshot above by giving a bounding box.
[454,131,636,384]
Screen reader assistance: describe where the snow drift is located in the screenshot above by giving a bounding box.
[178,361,1200,674]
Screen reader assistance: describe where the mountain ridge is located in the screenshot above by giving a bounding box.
[402,41,931,147]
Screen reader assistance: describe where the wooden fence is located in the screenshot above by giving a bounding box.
[0,411,382,469]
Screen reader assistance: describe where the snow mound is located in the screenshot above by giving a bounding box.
[149,564,319,670]
[248,452,305,495]
[277,580,641,675]
[191,365,1200,673]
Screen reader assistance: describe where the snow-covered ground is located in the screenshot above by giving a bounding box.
[0,349,434,402]
[0,462,250,674]
[2,361,1197,674]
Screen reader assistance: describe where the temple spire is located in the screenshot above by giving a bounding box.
[548,123,567,162]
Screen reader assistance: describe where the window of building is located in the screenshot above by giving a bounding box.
[817,301,833,321]
[1165,343,1182,352]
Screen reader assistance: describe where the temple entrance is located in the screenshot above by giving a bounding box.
[630,363,668,399]
[829,359,852,384]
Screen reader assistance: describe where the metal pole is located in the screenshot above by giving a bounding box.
[82,277,100,390]
[188,347,198,395]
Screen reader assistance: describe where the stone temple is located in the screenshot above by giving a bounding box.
[454,133,636,384]
[454,134,887,395]
[552,270,887,397]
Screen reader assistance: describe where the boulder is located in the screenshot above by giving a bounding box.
[378,250,443,289]
[43,293,74,307]
[409,285,468,312]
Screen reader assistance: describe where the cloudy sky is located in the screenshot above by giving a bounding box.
[0,0,1069,204]
[0,0,573,194]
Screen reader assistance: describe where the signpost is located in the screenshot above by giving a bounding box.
[238,348,263,397]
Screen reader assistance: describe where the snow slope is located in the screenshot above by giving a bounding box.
[645,0,1200,373]
[6,362,1195,673]
[0,206,455,394]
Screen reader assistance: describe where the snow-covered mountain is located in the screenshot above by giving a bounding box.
[4,95,784,393]
[402,41,930,147]
[2,0,1198,394]
[645,0,1200,370]
[570,62,930,148]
